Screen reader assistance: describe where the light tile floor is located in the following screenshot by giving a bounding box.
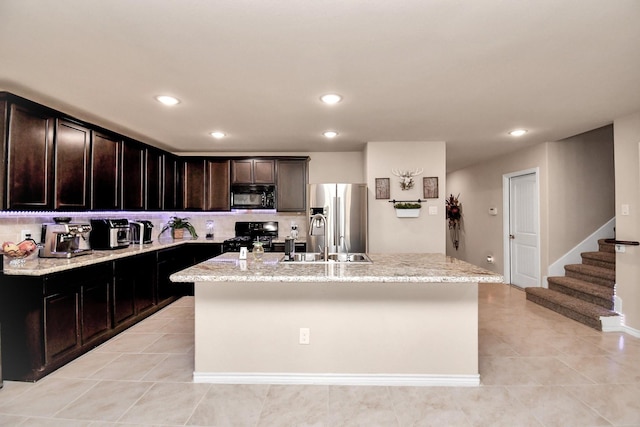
[1,283,639,426]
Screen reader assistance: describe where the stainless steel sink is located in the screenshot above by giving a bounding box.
[281,252,372,264]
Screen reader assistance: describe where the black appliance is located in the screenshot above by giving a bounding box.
[130,220,154,244]
[230,185,276,209]
[223,221,278,252]
[89,219,131,249]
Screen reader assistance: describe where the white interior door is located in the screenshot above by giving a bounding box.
[509,173,540,288]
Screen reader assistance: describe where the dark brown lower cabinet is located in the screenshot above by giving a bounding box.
[0,245,199,382]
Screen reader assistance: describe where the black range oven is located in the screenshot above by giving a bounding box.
[223,221,278,252]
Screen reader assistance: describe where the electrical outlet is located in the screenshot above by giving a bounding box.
[20,229,32,241]
[615,244,626,253]
[299,327,310,345]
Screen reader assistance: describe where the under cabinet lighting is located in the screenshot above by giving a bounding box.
[155,95,181,106]
[509,129,528,137]
[210,131,226,139]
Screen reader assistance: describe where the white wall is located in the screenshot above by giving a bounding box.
[308,152,365,184]
[365,141,446,253]
[613,111,640,332]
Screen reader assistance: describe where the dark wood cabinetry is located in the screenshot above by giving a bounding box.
[232,159,275,184]
[183,158,230,211]
[122,140,146,210]
[163,154,183,210]
[113,253,156,327]
[276,158,308,212]
[6,103,54,210]
[146,147,163,211]
[91,131,122,210]
[206,159,230,210]
[55,120,91,210]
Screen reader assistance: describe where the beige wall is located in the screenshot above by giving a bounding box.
[446,125,615,282]
[613,111,640,331]
[308,152,365,184]
[365,141,446,253]
[547,126,615,261]
[446,143,549,277]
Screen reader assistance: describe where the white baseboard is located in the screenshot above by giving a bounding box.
[600,315,623,332]
[193,372,480,387]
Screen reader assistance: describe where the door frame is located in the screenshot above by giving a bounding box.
[502,167,541,287]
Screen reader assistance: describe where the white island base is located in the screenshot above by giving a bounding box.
[193,280,479,387]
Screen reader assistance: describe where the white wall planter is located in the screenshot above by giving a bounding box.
[395,208,421,218]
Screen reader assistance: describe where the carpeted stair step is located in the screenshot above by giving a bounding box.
[581,251,616,270]
[565,264,615,288]
[525,287,618,331]
[547,276,614,310]
[598,238,616,253]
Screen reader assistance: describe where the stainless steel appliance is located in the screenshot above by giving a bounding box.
[129,220,154,244]
[223,221,278,252]
[307,183,367,254]
[231,185,276,209]
[89,219,131,249]
[40,223,93,258]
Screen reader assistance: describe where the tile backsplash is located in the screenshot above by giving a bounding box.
[0,211,308,244]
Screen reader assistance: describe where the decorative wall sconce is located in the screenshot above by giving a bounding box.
[391,168,423,191]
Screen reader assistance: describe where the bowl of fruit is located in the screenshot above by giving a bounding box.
[2,238,39,266]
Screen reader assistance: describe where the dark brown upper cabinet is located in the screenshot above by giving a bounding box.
[231,159,275,184]
[145,147,163,211]
[206,159,230,211]
[54,120,91,210]
[276,158,308,212]
[6,103,54,210]
[163,154,183,211]
[183,158,206,210]
[91,131,121,210]
[122,140,145,210]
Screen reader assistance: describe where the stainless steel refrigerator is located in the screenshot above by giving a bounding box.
[307,183,367,254]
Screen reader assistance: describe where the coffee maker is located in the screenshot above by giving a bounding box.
[40,223,93,258]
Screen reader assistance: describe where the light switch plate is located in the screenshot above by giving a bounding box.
[428,206,438,215]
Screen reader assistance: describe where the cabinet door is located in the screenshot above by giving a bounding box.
[81,279,111,344]
[254,159,275,184]
[183,158,206,210]
[44,291,80,364]
[163,155,183,210]
[55,120,91,210]
[231,159,253,184]
[276,159,308,212]
[206,159,230,210]
[112,266,136,326]
[134,253,157,314]
[122,140,145,210]
[7,103,54,210]
[146,148,163,211]
[91,131,121,210]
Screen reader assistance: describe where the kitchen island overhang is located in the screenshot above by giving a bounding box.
[170,253,504,387]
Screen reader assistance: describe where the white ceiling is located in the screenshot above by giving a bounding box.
[1,0,639,172]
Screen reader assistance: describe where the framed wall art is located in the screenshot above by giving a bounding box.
[423,177,439,199]
[375,178,390,199]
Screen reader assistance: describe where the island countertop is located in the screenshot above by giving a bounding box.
[170,252,504,283]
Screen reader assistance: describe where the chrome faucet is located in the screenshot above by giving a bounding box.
[309,213,328,261]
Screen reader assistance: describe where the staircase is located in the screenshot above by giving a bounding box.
[525,239,619,330]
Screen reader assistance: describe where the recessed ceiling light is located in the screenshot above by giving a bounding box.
[509,129,528,137]
[210,131,226,139]
[320,94,343,104]
[323,131,338,138]
[155,95,180,106]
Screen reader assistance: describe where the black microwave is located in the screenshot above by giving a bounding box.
[231,185,275,209]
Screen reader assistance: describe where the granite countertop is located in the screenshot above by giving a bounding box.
[170,252,505,284]
[2,238,225,276]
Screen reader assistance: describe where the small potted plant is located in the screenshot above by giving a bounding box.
[394,202,422,218]
[159,216,198,239]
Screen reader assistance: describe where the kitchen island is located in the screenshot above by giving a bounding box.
[170,252,503,387]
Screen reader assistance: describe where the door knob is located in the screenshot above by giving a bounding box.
[509,234,515,240]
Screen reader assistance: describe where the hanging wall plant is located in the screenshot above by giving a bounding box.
[446,194,462,250]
